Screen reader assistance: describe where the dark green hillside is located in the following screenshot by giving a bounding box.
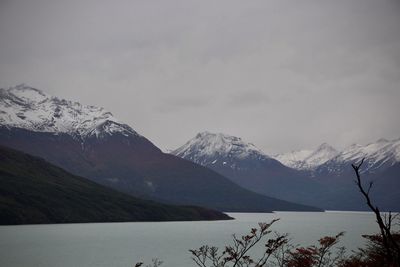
[0,146,232,225]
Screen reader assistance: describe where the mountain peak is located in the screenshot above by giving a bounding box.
[312,143,338,159]
[0,84,139,140]
[275,138,400,173]
[172,132,270,167]
[1,84,48,103]
[7,84,50,102]
[273,142,338,170]
[328,138,400,173]
[196,131,242,141]
[376,138,389,143]
[316,142,336,151]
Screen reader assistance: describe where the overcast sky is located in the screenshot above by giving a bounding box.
[1,0,399,153]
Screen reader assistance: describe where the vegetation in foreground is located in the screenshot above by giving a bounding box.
[135,159,400,267]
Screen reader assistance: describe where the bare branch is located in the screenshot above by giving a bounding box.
[351,158,400,266]
[190,219,286,267]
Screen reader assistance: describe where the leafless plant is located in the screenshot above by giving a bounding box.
[134,258,163,267]
[189,218,289,267]
[351,158,400,266]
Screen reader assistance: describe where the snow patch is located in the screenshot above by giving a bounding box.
[273,143,338,170]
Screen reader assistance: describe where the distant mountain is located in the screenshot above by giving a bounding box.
[273,139,400,211]
[274,139,400,175]
[172,131,272,169]
[0,146,232,225]
[369,162,400,211]
[172,132,328,207]
[315,138,400,177]
[173,132,400,211]
[274,143,338,171]
[0,85,320,212]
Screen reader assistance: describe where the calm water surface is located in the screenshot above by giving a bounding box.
[0,212,382,267]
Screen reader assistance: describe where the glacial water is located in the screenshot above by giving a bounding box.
[0,211,383,267]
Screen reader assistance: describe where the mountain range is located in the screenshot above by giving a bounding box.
[1,84,398,214]
[0,85,319,216]
[274,138,400,175]
[173,132,400,211]
[273,143,339,171]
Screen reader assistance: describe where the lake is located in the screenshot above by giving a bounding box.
[0,211,384,267]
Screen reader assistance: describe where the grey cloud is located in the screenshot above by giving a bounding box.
[228,91,270,108]
[0,0,399,154]
[156,96,212,113]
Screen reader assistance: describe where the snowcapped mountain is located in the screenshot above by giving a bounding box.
[0,85,320,212]
[274,139,400,175]
[173,133,400,211]
[172,131,271,169]
[172,132,328,209]
[0,84,139,140]
[273,149,313,170]
[274,143,339,170]
[316,138,400,175]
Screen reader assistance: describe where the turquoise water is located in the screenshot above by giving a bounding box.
[0,212,382,267]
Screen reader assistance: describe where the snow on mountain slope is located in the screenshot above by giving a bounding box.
[302,143,339,169]
[172,132,271,167]
[273,149,313,170]
[275,139,400,174]
[0,84,139,140]
[274,143,338,170]
[318,138,400,174]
